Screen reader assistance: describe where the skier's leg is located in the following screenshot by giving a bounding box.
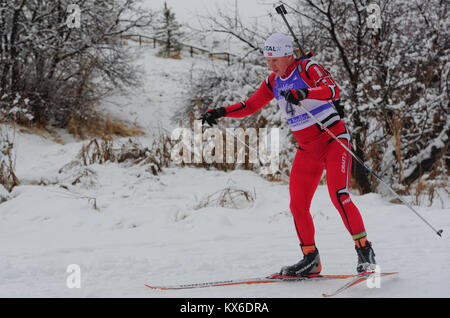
[279,149,324,277]
[325,136,366,238]
[289,148,324,246]
[325,136,376,272]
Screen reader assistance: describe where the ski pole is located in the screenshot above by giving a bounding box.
[275,3,312,58]
[275,4,306,57]
[287,98,443,237]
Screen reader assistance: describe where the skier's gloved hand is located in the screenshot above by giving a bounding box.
[200,107,227,127]
[281,89,309,104]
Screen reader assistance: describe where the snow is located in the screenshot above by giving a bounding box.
[1,44,449,298]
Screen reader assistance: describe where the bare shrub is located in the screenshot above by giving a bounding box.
[408,156,449,208]
[78,139,115,166]
[70,167,98,188]
[66,116,145,141]
[151,131,174,169]
[70,136,174,176]
[0,128,19,192]
[194,186,256,210]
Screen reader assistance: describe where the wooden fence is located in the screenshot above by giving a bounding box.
[121,34,239,66]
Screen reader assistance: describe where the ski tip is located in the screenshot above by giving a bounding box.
[360,271,399,276]
[144,284,168,290]
[144,284,156,289]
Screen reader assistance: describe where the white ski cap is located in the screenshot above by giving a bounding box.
[263,33,293,57]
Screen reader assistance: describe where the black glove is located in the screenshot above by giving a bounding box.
[281,88,309,104]
[200,107,227,127]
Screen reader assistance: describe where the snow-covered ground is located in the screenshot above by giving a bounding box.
[0,44,449,298]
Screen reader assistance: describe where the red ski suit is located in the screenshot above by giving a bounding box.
[223,58,366,245]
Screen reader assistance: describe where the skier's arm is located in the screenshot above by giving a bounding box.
[224,75,275,118]
[302,60,340,101]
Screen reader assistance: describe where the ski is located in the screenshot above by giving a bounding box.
[145,273,361,290]
[322,271,398,298]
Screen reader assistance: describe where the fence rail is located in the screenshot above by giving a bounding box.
[121,34,240,65]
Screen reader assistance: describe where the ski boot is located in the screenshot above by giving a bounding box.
[354,237,377,273]
[279,244,322,277]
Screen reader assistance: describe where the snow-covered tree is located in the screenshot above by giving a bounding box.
[285,0,449,193]
[0,0,153,127]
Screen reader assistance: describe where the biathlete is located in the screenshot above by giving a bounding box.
[201,33,376,276]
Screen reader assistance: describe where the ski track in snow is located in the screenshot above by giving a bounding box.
[0,44,449,298]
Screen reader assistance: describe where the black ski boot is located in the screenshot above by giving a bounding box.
[279,245,322,277]
[355,238,376,273]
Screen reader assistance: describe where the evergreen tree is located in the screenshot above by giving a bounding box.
[154,2,183,58]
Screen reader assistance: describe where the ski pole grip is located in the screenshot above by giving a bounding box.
[275,4,287,15]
